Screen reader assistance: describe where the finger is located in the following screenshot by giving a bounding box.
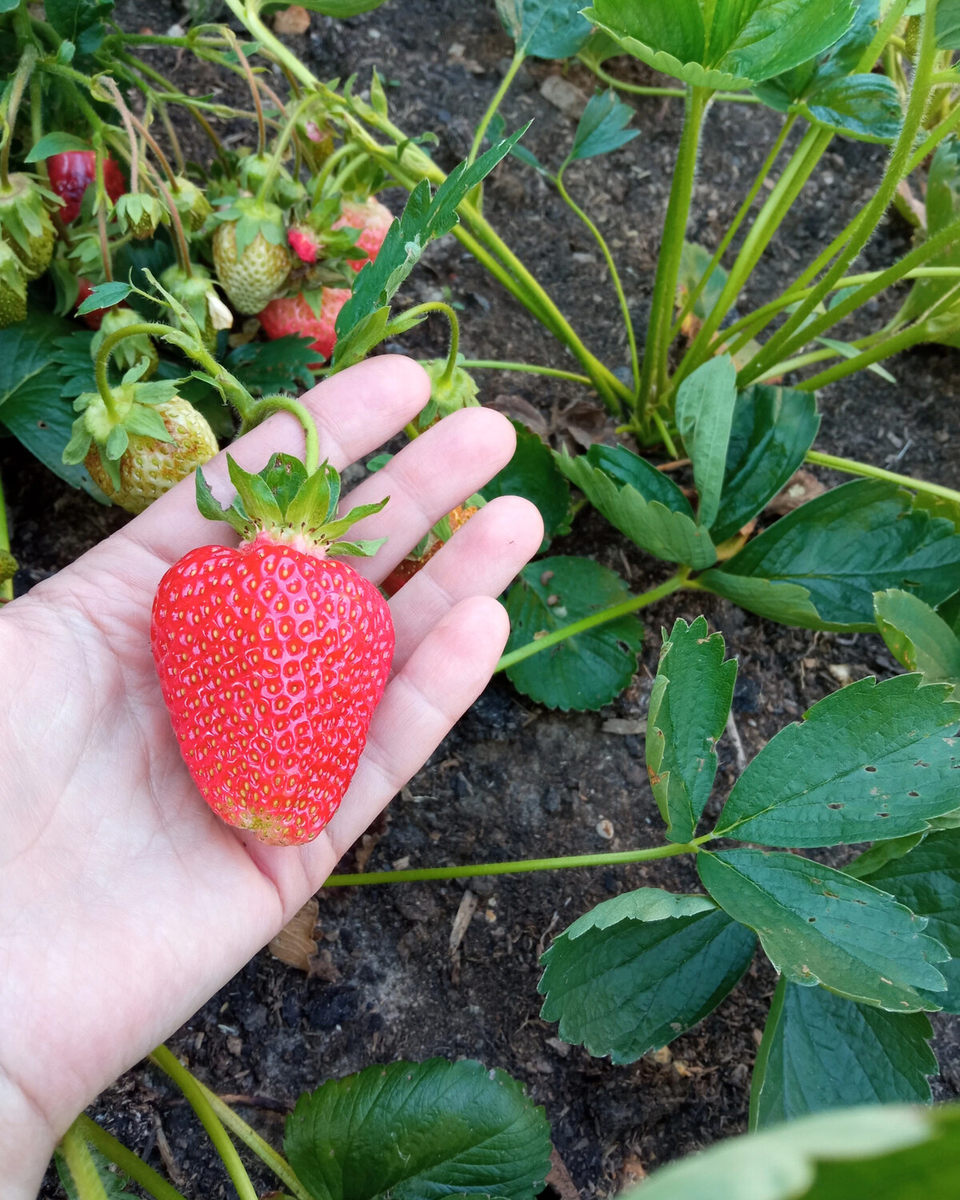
[318,595,510,863]
[124,356,431,566]
[389,495,542,671]
[339,407,518,580]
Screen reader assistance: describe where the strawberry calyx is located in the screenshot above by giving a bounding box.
[196,452,389,558]
[63,365,184,492]
[114,192,168,240]
[171,177,213,232]
[0,172,60,280]
[0,242,27,328]
[159,262,233,347]
[214,195,287,260]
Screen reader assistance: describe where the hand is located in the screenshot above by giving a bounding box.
[0,357,543,1197]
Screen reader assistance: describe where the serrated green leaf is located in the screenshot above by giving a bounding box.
[557,445,717,568]
[750,977,936,1132]
[539,888,756,1063]
[938,0,960,49]
[874,589,960,696]
[699,480,960,631]
[566,89,640,163]
[676,240,729,326]
[496,0,593,58]
[46,0,113,45]
[24,131,92,162]
[76,281,131,316]
[801,75,902,144]
[480,421,570,550]
[585,0,857,91]
[335,130,529,351]
[262,453,311,517]
[710,384,820,544]
[676,354,738,529]
[714,675,960,847]
[751,0,880,110]
[859,829,960,1013]
[698,849,947,1011]
[503,555,643,710]
[224,336,316,396]
[623,1104,960,1200]
[647,616,737,843]
[0,313,101,495]
[283,1058,552,1200]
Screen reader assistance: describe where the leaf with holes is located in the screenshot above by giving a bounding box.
[647,617,737,843]
[856,828,960,1013]
[749,976,936,1131]
[698,480,960,631]
[283,1057,552,1200]
[539,889,756,1064]
[556,444,716,568]
[698,849,948,1011]
[503,555,643,711]
[713,674,960,847]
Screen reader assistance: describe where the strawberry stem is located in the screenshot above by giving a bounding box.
[228,33,266,158]
[58,1120,111,1200]
[1,46,37,191]
[149,1046,260,1200]
[72,1115,187,1200]
[403,301,460,388]
[245,395,320,474]
[255,92,318,205]
[99,75,141,192]
[0,464,14,604]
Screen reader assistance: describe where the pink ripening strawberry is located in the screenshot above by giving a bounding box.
[258,286,351,365]
[151,452,394,845]
[332,196,393,269]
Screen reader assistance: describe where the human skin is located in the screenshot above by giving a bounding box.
[0,357,543,1196]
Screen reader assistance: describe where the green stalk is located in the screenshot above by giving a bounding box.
[1,46,37,190]
[580,60,759,104]
[639,85,711,412]
[806,449,960,503]
[497,570,688,673]
[74,1115,186,1200]
[858,0,912,73]
[468,46,526,167]
[58,1121,111,1200]
[556,167,640,394]
[192,1082,313,1200]
[149,1046,258,1200]
[0,464,13,603]
[314,142,365,195]
[461,359,594,386]
[674,126,833,389]
[255,92,317,204]
[740,0,941,386]
[324,839,706,887]
[244,395,320,473]
[402,301,461,386]
[795,320,948,390]
[670,113,798,342]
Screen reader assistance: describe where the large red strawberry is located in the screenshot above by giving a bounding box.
[47,151,125,224]
[258,286,350,365]
[332,196,393,269]
[151,454,394,845]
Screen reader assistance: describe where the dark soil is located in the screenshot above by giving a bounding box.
[18,1,960,1196]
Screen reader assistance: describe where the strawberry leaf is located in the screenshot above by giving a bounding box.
[496,0,593,58]
[565,89,640,164]
[76,281,131,315]
[224,337,317,396]
[284,1057,552,1200]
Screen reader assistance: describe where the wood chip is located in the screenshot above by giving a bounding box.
[602,717,647,735]
[620,1155,647,1187]
[766,469,826,516]
[540,75,589,121]
[546,1148,581,1200]
[449,890,478,954]
[272,4,310,33]
[268,898,318,972]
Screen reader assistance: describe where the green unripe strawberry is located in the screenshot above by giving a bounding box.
[171,177,213,232]
[0,173,59,281]
[212,198,291,314]
[0,242,27,328]
[91,308,159,378]
[64,375,219,513]
[114,193,167,239]
[159,262,233,349]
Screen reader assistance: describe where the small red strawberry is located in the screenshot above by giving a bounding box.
[259,286,351,365]
[288,223,321,264]
[332,196,393,268]
[151,453,394,845]
[382,503,479,597]
[46,151,125,224]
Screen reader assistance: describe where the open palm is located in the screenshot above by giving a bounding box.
[0,357,543,1197]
